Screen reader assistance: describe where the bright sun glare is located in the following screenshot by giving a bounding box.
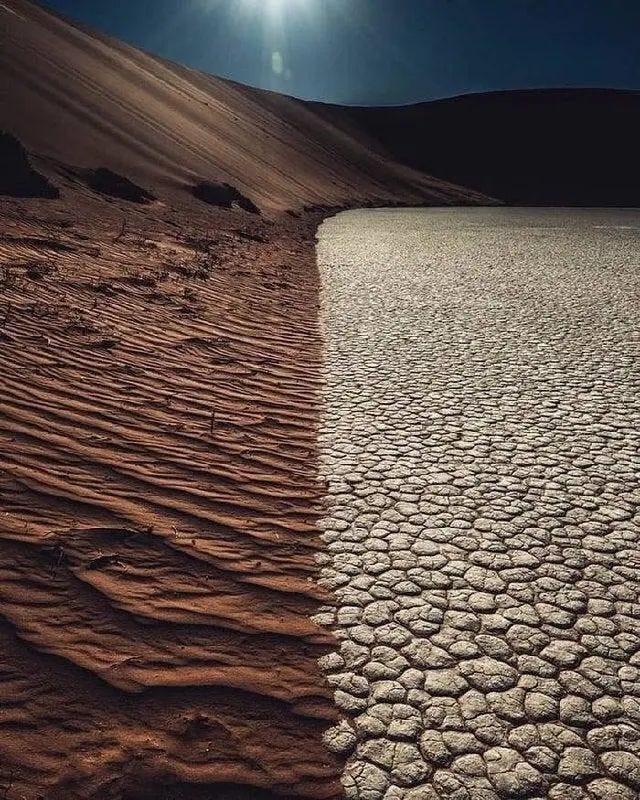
[240,0,307,12]
[219,0,318,82]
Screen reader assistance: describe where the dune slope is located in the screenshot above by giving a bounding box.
[0,0,488,212]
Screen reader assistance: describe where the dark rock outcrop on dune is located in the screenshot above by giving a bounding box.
[0,130,59,198]
[86,167,156,203]
[192,182,260,214]
[342,89,640,206]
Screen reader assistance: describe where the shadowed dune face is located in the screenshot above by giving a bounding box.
[0,186,344,799]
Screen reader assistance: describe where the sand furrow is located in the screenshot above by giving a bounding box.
[0,190,343,798]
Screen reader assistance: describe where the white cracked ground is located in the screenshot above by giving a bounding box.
[314,208,640,800]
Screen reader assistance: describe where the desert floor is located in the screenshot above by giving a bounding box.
[316,208,640,800]
[1,195,639,800]
[0,187,344,800]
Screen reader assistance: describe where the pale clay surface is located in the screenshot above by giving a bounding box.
[315,208,640,800]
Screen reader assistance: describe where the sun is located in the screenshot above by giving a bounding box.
[203,0,318,84]
[238,0,310,15]
[207,0,314,23]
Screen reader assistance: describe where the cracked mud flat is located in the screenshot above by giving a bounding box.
[316,208,640,799]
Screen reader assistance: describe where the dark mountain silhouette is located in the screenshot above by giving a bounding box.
[342,89,640,206]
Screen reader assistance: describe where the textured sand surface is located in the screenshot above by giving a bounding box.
[317,208,640,799]
[0,0,488,212]
[0,187,344,798]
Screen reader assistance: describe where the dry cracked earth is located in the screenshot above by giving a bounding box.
[315,208,640,800]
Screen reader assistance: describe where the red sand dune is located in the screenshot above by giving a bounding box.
[0,2,490,798]
[0,0,488,212]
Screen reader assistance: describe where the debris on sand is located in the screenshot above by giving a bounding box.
[192,181,260,214]
[86,167,156,203]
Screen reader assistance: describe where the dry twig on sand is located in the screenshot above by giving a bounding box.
[114,216,127,242]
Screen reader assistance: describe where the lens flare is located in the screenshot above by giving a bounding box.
[272,50,284,75]
[202,0,318,88]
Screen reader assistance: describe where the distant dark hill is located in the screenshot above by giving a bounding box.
[341,89,640,206]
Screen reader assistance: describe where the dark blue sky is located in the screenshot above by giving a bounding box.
[40,0,640,105]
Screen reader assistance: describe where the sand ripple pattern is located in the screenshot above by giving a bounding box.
[0,200,341,799]
[316,208,640,799]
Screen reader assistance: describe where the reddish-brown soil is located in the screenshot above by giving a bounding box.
[0,184,344,799]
